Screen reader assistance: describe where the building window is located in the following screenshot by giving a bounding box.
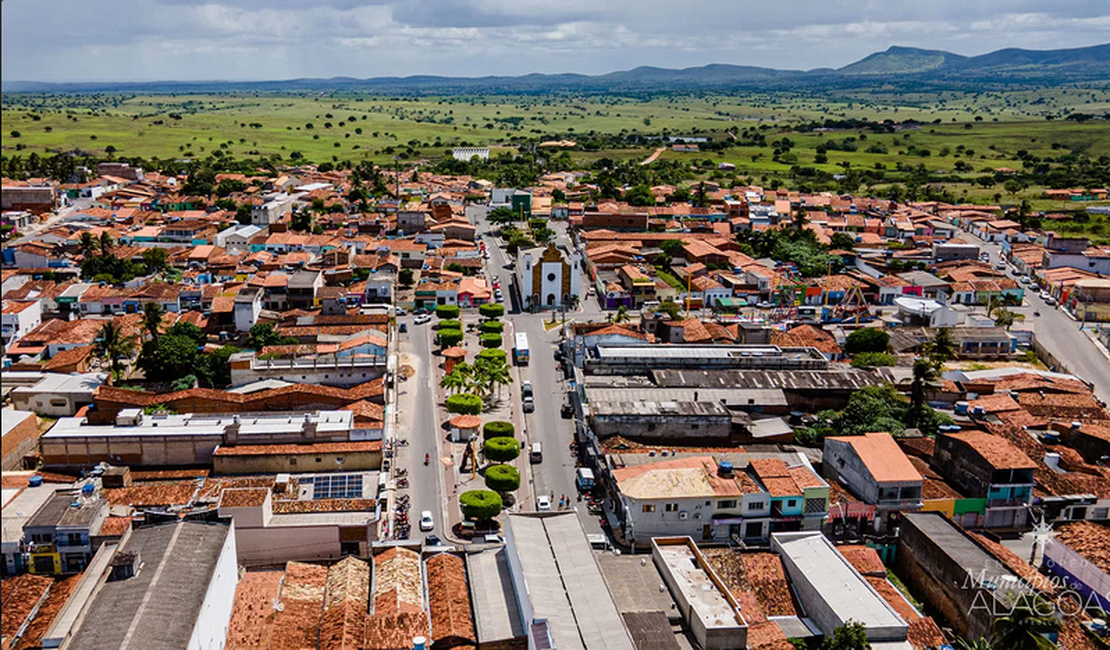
[747,501,765,511]
[547,273,556,282]
[717,500,737,509]
[642,504,655,513]
[664,503,679,512]
[787,499,797,508]
[804,498,826,515]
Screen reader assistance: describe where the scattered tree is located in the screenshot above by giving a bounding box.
[459,489,502,521]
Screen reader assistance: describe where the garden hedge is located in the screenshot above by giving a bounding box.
[437,319,461,331]
[479,303,505,319]
[437,328,463,347]
[483,420,515,439]
[479,333,503,349]
[480,320,504,334]
[477,348,507,364]
[435,305,460,319]
[446,393,482,415]
[484,464,521,492]
[483,436,521,463]
[459,490,502,521]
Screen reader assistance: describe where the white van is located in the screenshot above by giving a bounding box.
[530,442,543,463]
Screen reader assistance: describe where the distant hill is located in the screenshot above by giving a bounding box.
[836,46,967,76]
[3,43,1108,94]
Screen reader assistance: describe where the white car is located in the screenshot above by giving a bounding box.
[419,510,434,531]
[1019,276,1031,285]
[536,495,552,511]
[414,313,432,325]
[394,307,407,316]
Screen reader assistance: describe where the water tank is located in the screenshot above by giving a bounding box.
[971,406,985,417]
[954,401,969,415]
[413,637,427,650]
[82,483,96,497]
[1089,618,1105,632]
[1043,431,1060,445]
[718,461,734,478]
[28,475,43,488]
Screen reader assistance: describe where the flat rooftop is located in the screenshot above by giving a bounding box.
[650,369,880,391]
[901,512,1025,583]
[772,533,906,637]
[466,547,525,643]
[507,513,635,650]
[43,410,353,439]
[586,387,788,407]
[2,484,67,550]
[25,491,103,529]
[654,542,743,630]
[595,345,785,360]
[2,408,36,439]
[68,520,231,650]
[597,554,679,617]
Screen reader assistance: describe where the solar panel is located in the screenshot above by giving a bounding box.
[309,474,364,500]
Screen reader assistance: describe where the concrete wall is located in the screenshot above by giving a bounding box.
[622,496,711,542]
[40,434,221,468]
[591,415,731,440]
[2,410,39,470]
[11,390,93,417]
[213,449,381,475]
[233,524,342,567]
[186,522,238,650]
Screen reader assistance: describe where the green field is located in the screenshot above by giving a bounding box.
[3,89,1109,217]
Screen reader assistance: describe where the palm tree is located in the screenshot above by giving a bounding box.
[483,358,512,402]
[94,321,136,385]
[954,638,992,650]
[79,232,98,258]
[909,357,938,422]
[440,370,468,395]
[994,308,1020,330]
[613,305,630,324]
[985,295,1003,319]
[932,327,956,364]
[142,302,165,343]
[991,605,1058,650]
[98,231,114,257]
[792,208,808,233]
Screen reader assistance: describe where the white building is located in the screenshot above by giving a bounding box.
[250,196,293,226]
[2,300,42,351]
[214,224,263,250]
[517,243,581,311]
[10,372,106,417]
[452,147,490,162]
[233,286,263,333]
[229,352,387,388]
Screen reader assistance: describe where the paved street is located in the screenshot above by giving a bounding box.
[969,234,1110,403]
[391,316,447,541]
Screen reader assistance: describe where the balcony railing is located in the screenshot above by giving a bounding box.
[987,498,1027,508]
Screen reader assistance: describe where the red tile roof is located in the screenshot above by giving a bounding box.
[1054,521,1110,576]
[212,441,383,457]
[1,574,53,641]
[944,431,1036,470]
[225,571,284,650]
[7,574,82,650]
[837,545,886,577]
[829,432,922,484]
[425,553,475,645]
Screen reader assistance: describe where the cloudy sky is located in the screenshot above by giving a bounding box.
[3,0,1108,82]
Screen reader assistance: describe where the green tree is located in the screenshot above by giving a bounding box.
[994,308,1020,330]
[79,231,98,258]
[477,356,512,400]
[931,327,956,364]
[247,323,296,350]
[98,231,114,256]
[399,268,414,286]
[829,232,856,251]
[659,239,686,260]
[480,321,504,334]
[94,321,137,385]
[483,421,515,439]
[610,305,631,324]
[953,638,992,650]
[440,369,468,395]
[850,352,896,368]
[141,301,165,343]
[235,205,253,225]
[624,184,655,207]
[484,464,521,492]
[438,328,464,348]
[436,304,460,319]
[479,333,503,348]
[459,490,502,521]
[909,357,938,423]
[844,328,889,354]
[990,604,1057,650]
[483,437,521,464]
[138,333,199,383]
[446,393,482,415]
[141,248,168,275]
[479,303,505,319]
[1004,178,1025,197]
[657,300,683,320]
[819,621,870,650]
[487,206,517,225]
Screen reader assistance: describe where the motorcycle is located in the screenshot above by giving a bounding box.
[424,453,431,466]
[397,478,409,488]
[1034,310,1041,317]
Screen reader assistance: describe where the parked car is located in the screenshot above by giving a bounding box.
[521,381,533,399]
[536,495,552,511]
[757,301,774,309]
[424,535,442,546]
[419,510,435,531]
[399,322,408,333]
[483,534,505,544]
[394,306,407,316]
[414,307,429,315]
[1019,276,1032,285]
[414,314,432,325]
[523,396,535,413]
[561,402,574,419]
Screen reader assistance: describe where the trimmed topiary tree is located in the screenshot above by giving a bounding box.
[477,348,507,364]
[479,333,502,348]
[446,393,482,415]
[483,420,515,439]
[483,436,521,462]
[484,464,521,493]
[437,328,463,348]
[480,320,504,334]
[459,489,502,521]
[479,303,504,319]
[436,305,460,319]
[437,319,461,331]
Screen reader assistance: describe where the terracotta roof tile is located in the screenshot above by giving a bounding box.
[212,441,382,457]
[741,553,798,617]
[837,545,886,577]
[944,431,1036,470]
[1,574,53,641]
[1054,521,1110,576]
[98,515,132,537]
[226,571,284,650]
[7,573,82,650]
[220,487,271,508]
[426,553,475,644]
[828,432,922,484]
[271,562,328,650]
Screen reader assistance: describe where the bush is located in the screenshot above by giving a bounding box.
[399,268,414,286]
[459,489,502,521]
[436,305,460,319]
[446,393,482,415]
[479,333,503,348]
[437,328,463,347]
[479,303,505,319]
[851,352,897,368]
[483,436,521,463]
[484,464,521,492]
[844,328,890,354]
[437,319,461,331]
[477,348,507,364]
[483,420,515,439]
[480,320,504,334]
